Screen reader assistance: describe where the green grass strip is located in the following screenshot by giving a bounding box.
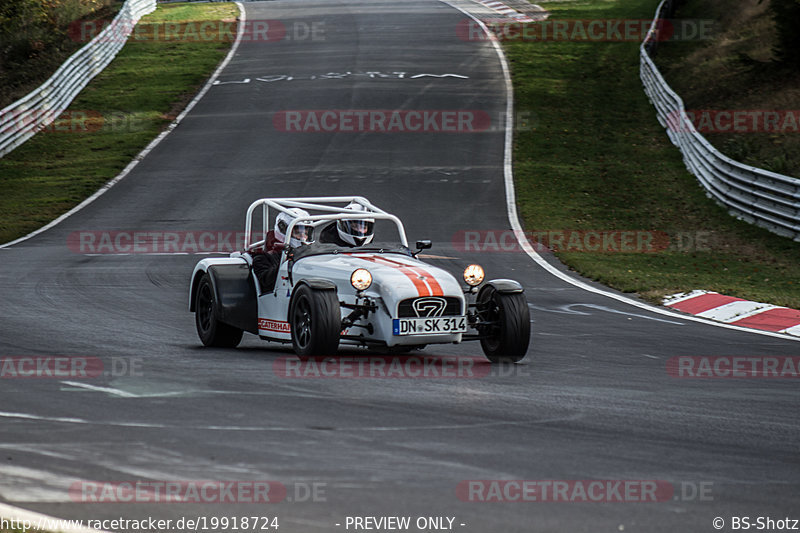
[0,2,237,244]
[504,0,800,308]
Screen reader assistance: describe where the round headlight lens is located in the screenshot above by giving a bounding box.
[351,268,373,291]
[463,264,485,286]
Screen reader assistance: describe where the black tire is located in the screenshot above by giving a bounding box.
[195,273,244,348]
[476,287,530,363]
[289,284,341,357]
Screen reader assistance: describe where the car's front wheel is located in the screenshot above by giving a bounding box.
[476,286,530,363]
[195,273,244,348]
[289,284,341,357]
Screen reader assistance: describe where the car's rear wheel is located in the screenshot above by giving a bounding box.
[195,273,243,348]
[476,286,530,363]
[289,284,341,357]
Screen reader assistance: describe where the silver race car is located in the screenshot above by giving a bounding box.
[189,197,530,362]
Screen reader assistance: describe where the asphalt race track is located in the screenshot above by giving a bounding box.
[1,1,798,532]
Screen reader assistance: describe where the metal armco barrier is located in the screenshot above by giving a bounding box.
[640,0,800,241]
[0,0,157,158]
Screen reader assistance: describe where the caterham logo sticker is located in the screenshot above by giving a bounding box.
[258,318,291,333]
[413,297,447,317]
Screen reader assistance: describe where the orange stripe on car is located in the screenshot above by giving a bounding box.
[372,256,444,296]
[351,254,444,297]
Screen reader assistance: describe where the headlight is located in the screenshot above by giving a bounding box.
[351,268,373,291]
[463,264,485,286]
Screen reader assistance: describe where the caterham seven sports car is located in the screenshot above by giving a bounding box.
[189,197,530,363]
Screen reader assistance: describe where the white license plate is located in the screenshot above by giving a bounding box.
[392,316,467,336]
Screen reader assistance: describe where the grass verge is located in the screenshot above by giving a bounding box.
[654,0,800,177]
[504,0,800,308]
[0,2,237,244]
[0,0,123,109]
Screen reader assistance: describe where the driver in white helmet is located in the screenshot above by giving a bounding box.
[252,209,313,293]
[319,201,375,247]
[274,209,314,248]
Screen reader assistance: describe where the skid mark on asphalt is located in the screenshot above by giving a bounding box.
[0,464,78,502]
[0,448,259,502]
[0,410,579,432]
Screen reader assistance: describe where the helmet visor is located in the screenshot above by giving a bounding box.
[346,220,374,237]
[291,224,313,243]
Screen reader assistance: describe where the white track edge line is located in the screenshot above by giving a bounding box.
[0,2,246,250]
[61,380,138,397]
[439,0,799,343]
